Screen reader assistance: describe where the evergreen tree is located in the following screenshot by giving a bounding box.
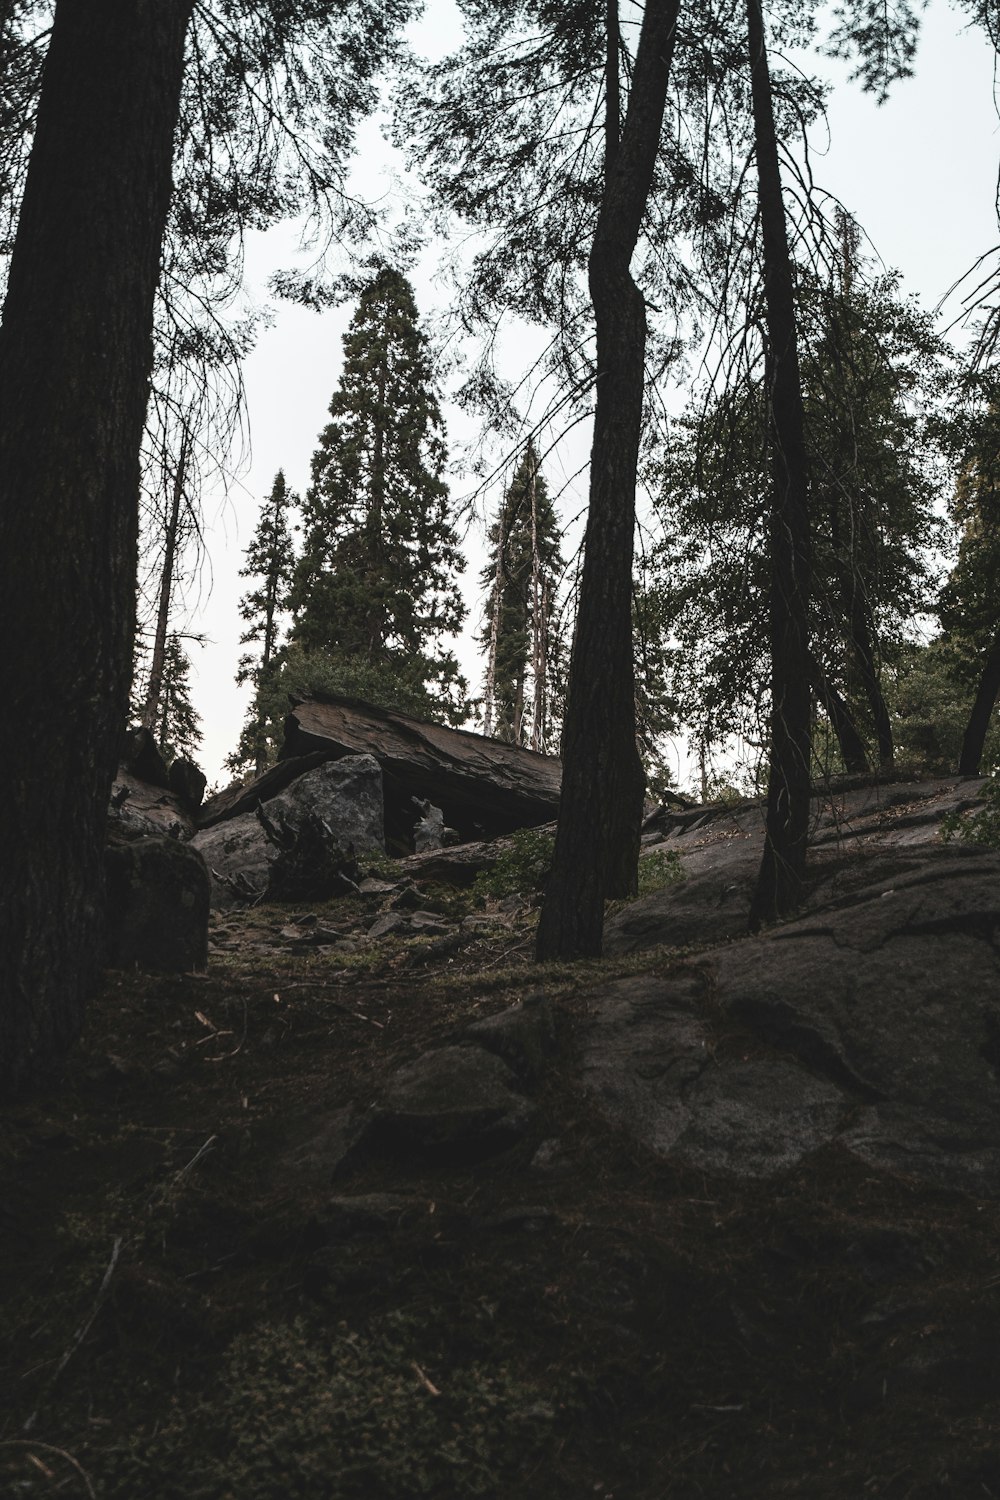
[481,442,564,751]
[290,264,467,720]
[230,470,297,777]
[157,633,203,765]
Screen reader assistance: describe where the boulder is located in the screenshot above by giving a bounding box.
[190,754,384,908]
[578,850,1000,1194]
[108,771,195,841]
[105,835,210,973]
[188,811,274,910]
[281,693,562,842]
[369,1045,537,1162]
[119,726,170,790]
[168,756,207,811]
[463,993,557,1082]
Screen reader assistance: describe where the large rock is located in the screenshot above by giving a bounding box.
[189,811,276,909]
[281,693,562,842]
[191,754,384,908]
[168,756,207,811]
[108,771,195,842]
[369,1045,537,1162]
[579,849,1000,1194]
[119,726,170,789]
[105,836,210,972]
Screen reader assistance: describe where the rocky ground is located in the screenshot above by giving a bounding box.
[2,774,1000,1498]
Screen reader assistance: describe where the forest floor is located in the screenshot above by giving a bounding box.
[2,873,1000,1499]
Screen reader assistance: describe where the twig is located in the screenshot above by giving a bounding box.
[0,1440,97,1498]
[22,1239,121,1433]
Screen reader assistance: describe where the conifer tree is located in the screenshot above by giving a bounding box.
[230,470,297,776]
[289,264,466,720]
[481,442,563,751]
[157,632,202,765]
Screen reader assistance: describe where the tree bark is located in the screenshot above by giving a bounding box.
[0,0,194,1084]
[808,655,870,774]
[848,589,894,769]
[746,0,813,931]
[536,0,679,959]
[959,627,1000,774]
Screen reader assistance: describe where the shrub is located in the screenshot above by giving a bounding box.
[941,771,1000,848]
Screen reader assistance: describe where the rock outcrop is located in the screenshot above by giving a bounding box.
[191,754,385,909]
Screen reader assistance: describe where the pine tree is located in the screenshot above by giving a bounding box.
[157,632,203,765]
[289,265,466,720]
[230,470,297,777]
[481,443,563,751]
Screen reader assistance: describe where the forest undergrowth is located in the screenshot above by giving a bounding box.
[2,884,999,1499]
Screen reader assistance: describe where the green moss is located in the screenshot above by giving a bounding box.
[101,1311,572,1499]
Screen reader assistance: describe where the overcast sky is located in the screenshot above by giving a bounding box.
[185,1,1000,789]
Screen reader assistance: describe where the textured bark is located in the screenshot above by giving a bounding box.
[0,0,194,1084]
[536,0,679,959]
[746,0,813,931]
[958,628,1000,774]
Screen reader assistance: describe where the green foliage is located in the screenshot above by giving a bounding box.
[645,268,952,762]
[941,771,1000,846]
[236,638,469,779]
[473,829,683,903]
[937,375,1000,666]
[102,1313,566,1499]
[884,638,1000,773]
[156,633,202,765]
[473,827,557,901]
[290,264,467,722]
[636,848,684,895]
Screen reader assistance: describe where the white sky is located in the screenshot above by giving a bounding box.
[185,1,1000,790]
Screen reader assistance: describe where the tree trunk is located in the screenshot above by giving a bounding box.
[808,655,870,774]
[848,590,894,769]
[0,0,194,1084]
[746,0,813,931]
[959,627,1000,774]
[141,429,190,733]
[536,0,679,959]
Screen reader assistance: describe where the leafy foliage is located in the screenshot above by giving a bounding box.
[473,827,557,901]
[645,267,952,765]
[941,770,1000,847]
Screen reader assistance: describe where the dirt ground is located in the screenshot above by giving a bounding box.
[2,885,1000,1499]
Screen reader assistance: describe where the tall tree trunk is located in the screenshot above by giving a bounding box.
[141,428,190,733]
[808,654,870,774]
[848,589,894,769]
[746,0,813,931]
[536,0,679,959]
[0,0,193,1085]
[959,627,1000,774]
